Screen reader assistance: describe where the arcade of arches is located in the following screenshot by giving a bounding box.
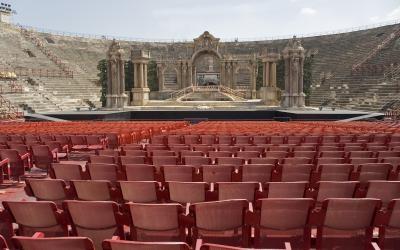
[106,32,305,108]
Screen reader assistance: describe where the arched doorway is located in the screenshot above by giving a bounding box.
[192,50,221,87]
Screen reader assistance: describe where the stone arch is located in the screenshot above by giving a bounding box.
[191,48,222,64]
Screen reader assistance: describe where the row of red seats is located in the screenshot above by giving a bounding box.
[24,178,400,207]
[49,162,399,187]
[1,234,267,250]
[170,121,400,134]
[0,198,397,249]
[151,133,400,145]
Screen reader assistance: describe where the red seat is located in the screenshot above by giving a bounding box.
[250,198,313,249]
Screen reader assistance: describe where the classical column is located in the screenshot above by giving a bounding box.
[220,62,225,86]
[188,64,193,87]
[251,60,257,99]
[131,50,150,106]
[106,39,127,109]
[281,36,305,108]
[138,63,143,88]
[270,62,277,87]
[258,51,280,106]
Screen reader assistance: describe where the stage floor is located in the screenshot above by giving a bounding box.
[29,107,384,122]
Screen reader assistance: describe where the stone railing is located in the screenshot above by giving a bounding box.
[352,28,400,72]
[19,28,74,78]
[193,85,219,92]
[219,85,247,99]
[169,86,194,100]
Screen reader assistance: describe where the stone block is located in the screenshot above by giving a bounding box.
[131,88,150,106]
[259,86,279,106]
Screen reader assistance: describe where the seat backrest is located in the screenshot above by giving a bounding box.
[119,181,160,203]
[264,151,288,159]
[70,136,86,145]
[63,200,122,250]
[358,163,392,182]
[215,182,258,202]
[87,163,119,181]
[161,166,195,182]
[200,135,216,145]
[152,150,175,157]
[201,165,233,183]
[124,165,155,181]
[99,150,120,157]
[264,182,308,198]
[315,181,358,203]
[25,179,68,202]
[50,163,85,181]
[216,157,244,166]
[256,198,313,230]
[240,164,274,182]
[248,158,278,165]
[90,155,115,164]
[71,180,113,201]
[125,203,185,241]
[235,151,260,160]
[189,199,249,242]
[152,156,178,166]
[184,156,211,166]
[282,157,312,166]
[318,164,354,181]
[253,198,313,249]
[3,201,67,237]
[102,239,190,250]
[280,165,312,182]
[0,149,21,162]
[12,234,95,250]
[120,156,146,165]
[166,182,208,204]
[365,181,400,205]
[252,136,268,145]
[317,198,380,249]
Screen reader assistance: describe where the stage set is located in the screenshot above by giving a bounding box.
[36,32,383,122]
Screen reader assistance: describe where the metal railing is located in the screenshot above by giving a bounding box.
[352,28,400,72]
[10,19,400,43]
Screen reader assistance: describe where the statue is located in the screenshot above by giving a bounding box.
[281,36,305,108]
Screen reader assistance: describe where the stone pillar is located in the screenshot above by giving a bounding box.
[131,49,151,106]
[258,50,280,106]
[106,39,128,109]
[281,36,305,108]
[251,57,257,99]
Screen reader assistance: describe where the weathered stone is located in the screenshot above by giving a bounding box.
[106,39,127,109]
[281,36,306,108]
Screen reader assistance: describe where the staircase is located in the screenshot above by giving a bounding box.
[168,85,248,102]
[19,27,73,77]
